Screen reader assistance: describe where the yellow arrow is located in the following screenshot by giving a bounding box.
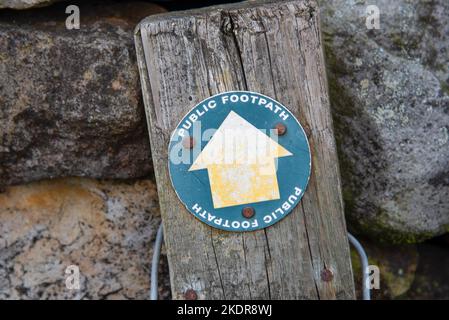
[189,111,292,209]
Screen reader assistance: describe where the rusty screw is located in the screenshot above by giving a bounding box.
[184,289,198,300]
[242,207,255,219]
[321,268,334,282]
[274,123,287,136]
[182,136,195,149]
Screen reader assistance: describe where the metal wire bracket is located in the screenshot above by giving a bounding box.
[348,232,371,300]
[150,224,371,300]
[150,223,164,300]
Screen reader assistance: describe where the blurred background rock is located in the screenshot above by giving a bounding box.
[0,0,447,299]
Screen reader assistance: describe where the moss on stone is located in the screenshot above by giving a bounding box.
[349,210,436,244]
[391,34,405,50]
[440,81,449,96]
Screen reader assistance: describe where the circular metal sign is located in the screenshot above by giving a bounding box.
[168,91,311,232]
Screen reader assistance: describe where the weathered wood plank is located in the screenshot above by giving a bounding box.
[135,0,355,300]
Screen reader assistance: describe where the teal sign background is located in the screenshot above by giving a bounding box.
[168,91,311,232]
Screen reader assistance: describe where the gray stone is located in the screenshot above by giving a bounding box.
[321,0,449,242]
[0,0,59,10]
[0,2,165,186]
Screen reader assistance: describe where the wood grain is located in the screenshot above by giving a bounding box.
[135,0,355,299]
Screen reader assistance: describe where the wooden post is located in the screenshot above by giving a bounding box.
[135,0,355,299]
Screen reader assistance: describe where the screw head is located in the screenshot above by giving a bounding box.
[321,268,334,282]
[184,289,197,300]
[274,123,287,136]
[182,136,195,149]
[242,207,255,219]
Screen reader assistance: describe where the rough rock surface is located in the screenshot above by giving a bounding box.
[321,0,449,242]
[351,237,449,299]
[351,238,418,299]
[0,177,170,299]
[0,0,58,10]
[405,241,449,299]
[0,2,165,186]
